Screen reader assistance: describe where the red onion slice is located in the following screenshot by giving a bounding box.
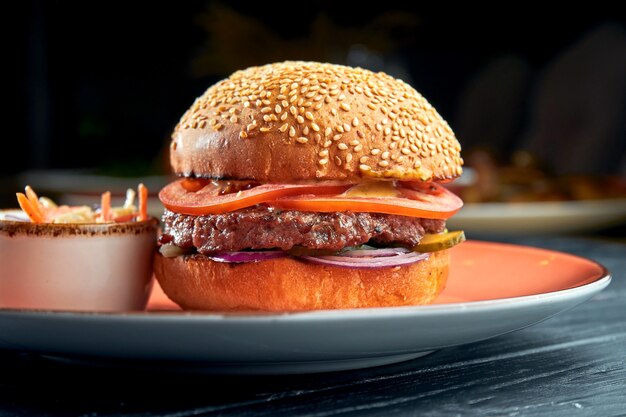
[206,247,429,268]
[340,247,411,257]
[300,252,429,269]
[208,250,289,263]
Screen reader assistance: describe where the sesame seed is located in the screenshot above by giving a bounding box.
[289,106,297,116]
[340,103,351,111]
[318,158,328,165]
[359,156,369,163]
[296,137,309,144]
[331,108,338,116]
[375,124,383,132]
[359,164,371,171]
[323,140,332,148]
[354,144,363,152]
[324,127,332,137]
[384,127,391,136]
[319,149,329,157]
[333,134,342,141]
[343,123,351,132]
[275,104,282,114]
[428,143,436,150]
[311,122,320,132]
[239,131,248,138]
[367,103,377,110]
[346,153,353,163]
[282,100,289,108]
[338,94,346,101]
[336,125,344,133]
[280,112,288,121]
[378,160,389,167]
[297,115,305,124]
[371,148,381,155]
[338,143,348,150]
[303,126,310,135]
[352,117,359,127]
[401,148,411,155]
[259,127,270,133]
[305,111,314,121]
[279,123,289,132]
[289,126,296,137]
[382,151,390,159]
[261,107,271,113]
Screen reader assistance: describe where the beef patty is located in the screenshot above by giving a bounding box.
[161,206,445,254]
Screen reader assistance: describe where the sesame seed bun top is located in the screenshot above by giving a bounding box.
[170,61,463,182]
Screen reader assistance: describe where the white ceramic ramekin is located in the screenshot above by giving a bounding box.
[0,210,158,312]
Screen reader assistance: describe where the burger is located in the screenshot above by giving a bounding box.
[154,61,464,312]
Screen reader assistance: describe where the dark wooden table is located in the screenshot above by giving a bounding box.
[0,236,624,417]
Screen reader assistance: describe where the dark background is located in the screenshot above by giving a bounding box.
[6,2,626,183]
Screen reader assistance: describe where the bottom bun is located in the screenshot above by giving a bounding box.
[153,250,450,312]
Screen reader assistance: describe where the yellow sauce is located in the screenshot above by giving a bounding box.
[341,181,402,198]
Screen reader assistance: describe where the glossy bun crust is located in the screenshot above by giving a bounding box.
[153,250,450,312]
[170,61,462,183]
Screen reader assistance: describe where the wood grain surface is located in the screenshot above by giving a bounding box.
[0,236,624,417]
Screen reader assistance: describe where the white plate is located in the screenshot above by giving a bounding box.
[0,242,611,374]
[446,198,626,235]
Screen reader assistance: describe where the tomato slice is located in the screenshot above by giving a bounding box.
[160,179,462,219]
[271,182,462,219]
[159,179,354,215]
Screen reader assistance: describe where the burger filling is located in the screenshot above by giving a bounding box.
[158,179,464,260]
[160,207,445,253]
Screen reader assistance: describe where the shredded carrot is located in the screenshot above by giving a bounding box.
[24,186,44,217]
[100,191,111,222]
[138,183,148,221]
[16,193,45,223]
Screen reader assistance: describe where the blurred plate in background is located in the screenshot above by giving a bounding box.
[447,198,626,235]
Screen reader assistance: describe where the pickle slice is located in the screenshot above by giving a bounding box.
[413,230,466,253]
